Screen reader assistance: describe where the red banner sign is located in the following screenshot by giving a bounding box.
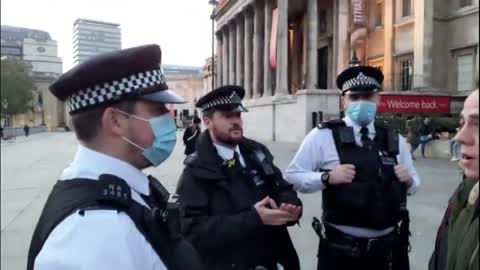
[270,8,278,69]
[378,95,451,114]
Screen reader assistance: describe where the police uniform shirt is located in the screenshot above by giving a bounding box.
[285,116,421,238]
[214,143,246,167]
[34,145,167,270]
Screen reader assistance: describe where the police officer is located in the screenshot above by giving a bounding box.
[177,85,303,270]
[27,45,203,270]
[429,89,479,270]
[285,62,421,270]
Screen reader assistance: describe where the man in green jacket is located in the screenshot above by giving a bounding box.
[430,88,479,270]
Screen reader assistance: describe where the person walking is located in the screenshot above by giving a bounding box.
[420,117,434,158]
[24,124,30,137]
[406,116,421,160]
[182,116,201,156]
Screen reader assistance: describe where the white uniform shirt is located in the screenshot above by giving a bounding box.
[214,143,246,167]
[285,117,421,238]
[34,145,167,270]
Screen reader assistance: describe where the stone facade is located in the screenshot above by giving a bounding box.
[214,0,479,143]
[167,70,204,118]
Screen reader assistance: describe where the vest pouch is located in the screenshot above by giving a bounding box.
[369,182,397,228]
[325,183,372,225]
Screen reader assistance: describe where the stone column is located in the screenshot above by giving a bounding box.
[229,23,237,85]
[383,0,394,91]
[333,0,350,76]
[216,32,223,87]
[413,0,433,89]
[253,1,265,98]
[222,28,229,85]
[244,7,254,98]
[275,0,289,96]
[306,0,319,89]
[236,16,245,86]
[264,0,273,96]
[291,22,302,91]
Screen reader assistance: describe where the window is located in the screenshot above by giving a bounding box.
[460,0,473,8]
[457,54,474,91]
[375,1,384,28]
[402,0,412,17]
[397,56,413,91]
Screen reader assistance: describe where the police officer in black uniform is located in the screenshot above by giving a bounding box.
[285,60,421,270]
[177,85,303,270]
[27,44,203,270]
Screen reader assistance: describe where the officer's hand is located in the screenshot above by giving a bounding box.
[394,165,413,187]
[255,197,296,226]
[329,164,356,185]
[280,203,302,221]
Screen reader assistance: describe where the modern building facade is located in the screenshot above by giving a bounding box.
[73,19,121,65]
[214,0,479,142]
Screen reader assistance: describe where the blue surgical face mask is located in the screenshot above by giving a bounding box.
[119,112,177,167]
[346,101,378,127]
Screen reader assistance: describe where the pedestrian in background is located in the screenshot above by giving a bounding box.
[420,117,434,158]
[182,116,201,156]
[24,124,30,137]
[406,116,421,160]
[448,127,461,162]
[430,88,479,270]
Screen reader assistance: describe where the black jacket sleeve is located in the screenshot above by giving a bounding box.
[182,127,192,145]
[177,168,263,251]
[260,146,303,225]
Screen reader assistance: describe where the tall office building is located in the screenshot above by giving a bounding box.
[73,18,121,65]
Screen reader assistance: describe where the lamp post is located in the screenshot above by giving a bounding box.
[209,0,219,91]
[2,99,8,127]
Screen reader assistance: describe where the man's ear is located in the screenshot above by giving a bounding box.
[203,116,211,129]
[102,107,128,137]
[341,96,348,111]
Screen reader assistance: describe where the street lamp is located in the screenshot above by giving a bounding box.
[2,99,8,127]
[209,0,219,91]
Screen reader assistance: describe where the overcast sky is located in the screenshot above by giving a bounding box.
[1,0,214,72]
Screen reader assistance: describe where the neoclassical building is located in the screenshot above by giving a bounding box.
[213,0,479,142]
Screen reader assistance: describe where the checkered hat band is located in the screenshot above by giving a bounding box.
[66,68,166,113]
[342,72,381,92]
[202,91,243,111]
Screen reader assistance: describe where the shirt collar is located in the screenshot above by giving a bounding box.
[61,144,150,195]
[213,143,242,161]
[343,116,376,136]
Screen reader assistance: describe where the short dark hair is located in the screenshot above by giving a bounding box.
[72,100,136,142]
[202,109,214,119]
[193,117,201,124]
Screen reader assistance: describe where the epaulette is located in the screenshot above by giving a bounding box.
[317,119,346,130]
[375,119,389,129]
[183,152,199,166]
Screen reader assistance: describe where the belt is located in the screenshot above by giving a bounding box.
[325,225,397,258]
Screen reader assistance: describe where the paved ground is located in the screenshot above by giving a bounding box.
[1,132,461,270]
